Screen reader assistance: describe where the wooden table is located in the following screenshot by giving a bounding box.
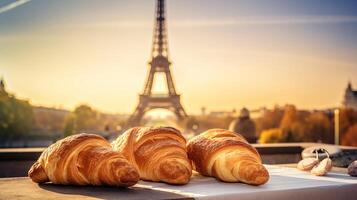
[1,165,357,200]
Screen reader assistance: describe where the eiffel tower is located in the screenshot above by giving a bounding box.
[127,0,187,126]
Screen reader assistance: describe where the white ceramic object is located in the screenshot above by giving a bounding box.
[311,157,332,176]
[297,158,319,171]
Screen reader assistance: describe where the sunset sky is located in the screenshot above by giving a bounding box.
[1,0,357,114]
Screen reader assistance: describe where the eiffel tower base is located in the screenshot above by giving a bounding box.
[127,94,187,127]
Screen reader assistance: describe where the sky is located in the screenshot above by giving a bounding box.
[1,0,357,114]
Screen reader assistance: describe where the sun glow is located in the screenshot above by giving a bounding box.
[1,0,356,114]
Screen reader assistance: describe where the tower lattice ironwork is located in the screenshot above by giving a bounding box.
[127,0,187,126]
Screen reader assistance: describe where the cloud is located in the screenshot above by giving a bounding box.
[0,0,31,14]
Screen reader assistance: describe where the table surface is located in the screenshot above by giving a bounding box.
[1,165,357,200]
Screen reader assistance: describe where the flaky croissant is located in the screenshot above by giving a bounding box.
[112,127,192,185]
[28,133,140,187]
[187,129,269,185]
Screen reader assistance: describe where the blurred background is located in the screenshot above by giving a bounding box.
[1,0,357,148]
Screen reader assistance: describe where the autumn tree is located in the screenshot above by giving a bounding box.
[341,123,357,147]
[259,128,286,143]
[279,105,306,142]
[255,106,284,136]
[339,108,357,140]
[305,112,333,143]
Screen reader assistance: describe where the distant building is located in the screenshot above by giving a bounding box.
[201,106,206,116]
[34,106,69,116]
[229,107,257,143]
[343,81,357,110]
[32,106,70,138]
[209,109,237,118]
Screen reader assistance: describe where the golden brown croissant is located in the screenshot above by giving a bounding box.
[28,133,140,187]
[111,127,192,185]
[187,129,269,185]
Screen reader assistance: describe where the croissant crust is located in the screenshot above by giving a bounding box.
[112,127,192,185]
[187,129,269,185]
[28,133,139,187]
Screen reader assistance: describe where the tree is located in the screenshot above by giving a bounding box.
[280,105,298,131]
[63,113,76,137]
[342,123,357,147]
[0,93,34,143]
[63,104,98,136]
[259,128,286,143]
[305,112,332,143]
[73,105,97,131]
[255,106,284,136]
[339,108,357,140]
[279,105,305,142]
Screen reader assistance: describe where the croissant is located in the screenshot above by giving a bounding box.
[112,127,192,185]
[187,129,269,185]
[28,133,140,187]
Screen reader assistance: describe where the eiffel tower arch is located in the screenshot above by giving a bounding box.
[127,0,187,126]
